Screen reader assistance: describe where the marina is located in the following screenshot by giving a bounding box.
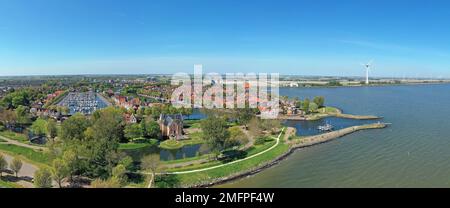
[57,92,112,115]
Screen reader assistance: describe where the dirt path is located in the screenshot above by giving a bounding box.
[0,135,47,151]
[283,127,296,142]
[1,152,38,188]
[240,126,255,150]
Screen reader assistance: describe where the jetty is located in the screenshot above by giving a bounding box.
[289,122,388,148]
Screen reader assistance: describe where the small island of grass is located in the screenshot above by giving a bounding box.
[159,137,205,150]
[119,138,159,150]
[278,96,380,121]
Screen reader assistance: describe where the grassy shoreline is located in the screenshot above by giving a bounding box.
[0,179,23,188]
[119,139,158,150]
[155,122,387,188]
[278,106,380,121]
[0,143,50,167]
[159,137,205,150]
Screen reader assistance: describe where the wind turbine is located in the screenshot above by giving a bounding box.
[361,60,373,85]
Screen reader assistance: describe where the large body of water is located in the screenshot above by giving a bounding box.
[219,84,450,188]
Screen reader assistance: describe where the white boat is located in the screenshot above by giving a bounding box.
[318,123,333,131]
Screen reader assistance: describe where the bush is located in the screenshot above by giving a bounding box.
[254,137,267,145]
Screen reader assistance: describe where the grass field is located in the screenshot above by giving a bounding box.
[0,143,50,165]
[0,178,23,188]
[159,135,205,150]
[165,138,276,173]
[119,139,158,150]
[161,154,211,165]
[0,131,29,143]
[156,141,290,187]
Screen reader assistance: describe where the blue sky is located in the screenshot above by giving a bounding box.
[1,0,450,77]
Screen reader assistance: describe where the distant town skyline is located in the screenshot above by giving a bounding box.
[1,0,450,77]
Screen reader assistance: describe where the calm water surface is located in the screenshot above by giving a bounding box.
[219,84,450,188]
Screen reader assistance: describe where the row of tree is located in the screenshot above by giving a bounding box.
[200,107,281,159]
[0,154,22,178]
[294,96,325,114]
[0,106,31,130]
[48,107,135,186]
[124,118,160,140]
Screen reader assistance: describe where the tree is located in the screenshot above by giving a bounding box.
[236,107,254,129]
[46,119,58,139]
[226,126,248,148]
[309,102,318,113]
[295,100,302,109]
[31,118,48,136]
[62,150,78,182]
[12,94,28,108]
[91,177,121,188]
[51,158,69,188]
[10,158,22,178]
[0,109,17,129]
[118,156,134,172]
[141,154,160,187]
[60,113,90,141]
[201,116,230,154]
[124,123,143,140]
[0,154,7,177]
[1,90,30,109]
[141,119,160,138]
[302,98,310,114]
[83,107,124,178]
[248,117,263,137]
[111,164,127,186]
[313,96,325,108]
[259,119,282,134]
[15,105,30,127]
[34,168,53,188]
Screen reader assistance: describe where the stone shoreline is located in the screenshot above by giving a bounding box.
[191,122,388,188]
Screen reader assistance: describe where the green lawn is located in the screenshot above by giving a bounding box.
[165,132,280,173]
[159,135,205,150]
[165,139,277,173]
[0,179,23,188]
[157,142,290,187]
[0,131,28,143]
[161,154,211,165]
[0,138,6,142]
[119,139,158,150]
[159,139,184,149]
[321,106,339,114]
[188,122,201,129]
[0,143,50,165]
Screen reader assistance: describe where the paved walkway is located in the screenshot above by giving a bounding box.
[147,173,154,188]
[1,152,38,188]
[145,128,285,188]
[0,135,47,151]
